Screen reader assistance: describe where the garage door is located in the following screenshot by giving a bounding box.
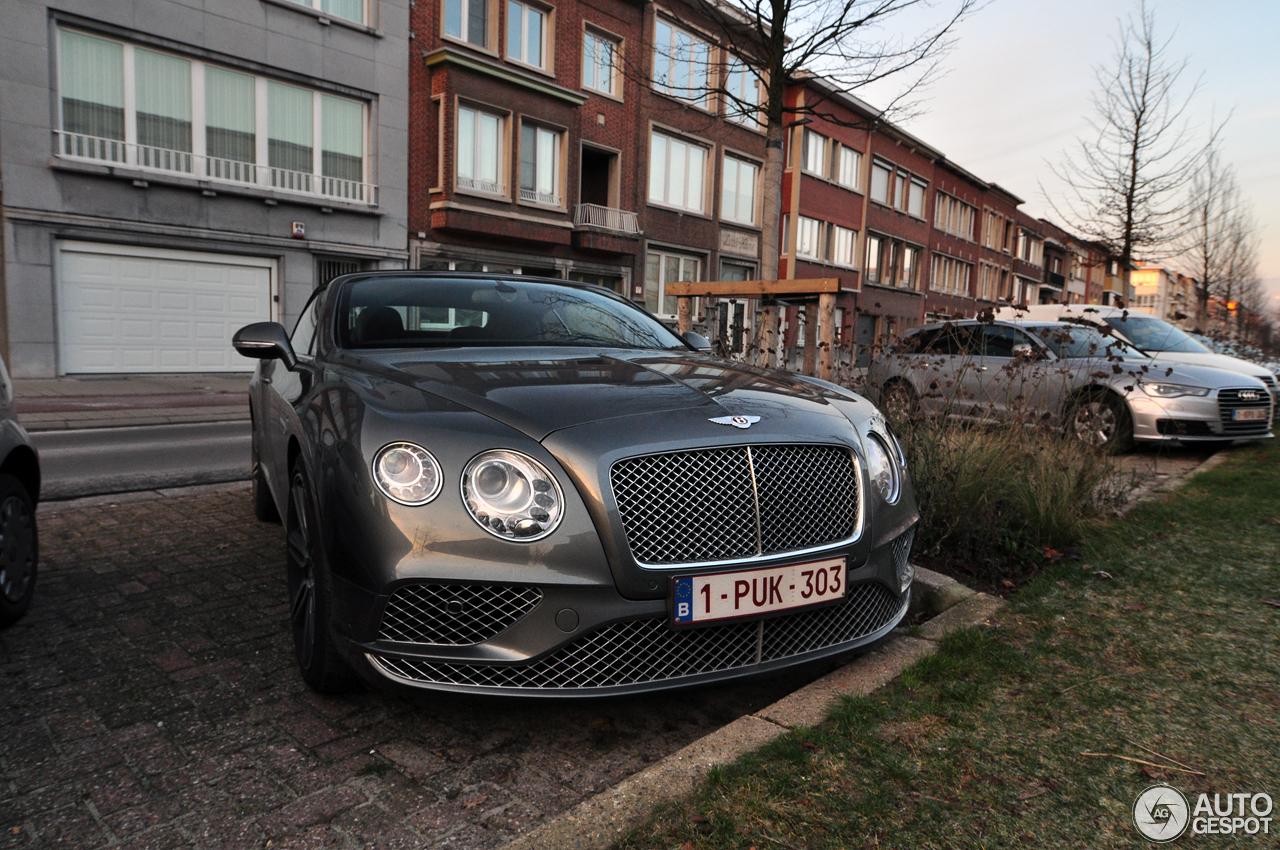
[57,242,276,374]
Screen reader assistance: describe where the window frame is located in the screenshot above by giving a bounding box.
[581,25,621,98]
[647,128,709,215]
[506,0,553,73]
[283,0,370,27]
[802,129,828,178]
[720,153,760,226]
[443,0,495,52]
[518,119,564,207]
[831,225,858,268]
[869,159,892,206]
[651,18,713,109]
[455,101,508,197]
[54,27,371,199]
[645,247,704,318]
[722,55,763,129]
[835,145,861,191]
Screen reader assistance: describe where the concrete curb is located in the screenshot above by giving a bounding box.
[499,576,1004,850]
[38,480,250,515]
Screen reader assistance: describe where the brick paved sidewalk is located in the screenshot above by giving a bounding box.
[0,489,825,849]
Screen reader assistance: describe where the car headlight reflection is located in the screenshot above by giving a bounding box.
[865,433,900,504]
[1140,382,1210,398]
[373,442,443,506]
[463,450,564,541]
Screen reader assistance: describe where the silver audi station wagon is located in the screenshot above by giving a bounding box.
[234,273,918,696]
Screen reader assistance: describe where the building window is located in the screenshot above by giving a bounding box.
[519,122,560,205]
[978,263,998,301]
[899,245,920,289]
[445,0,488,48]
[870,160,892,205]
[931,254,972,296]
[582,29,618,96]
[831,225,857,267]
[723,57,762,127]
[652,19,710,107]
[865,234,883,283]
[984,211,1003,250]
[802,129,828,177]
[648,130,706,213]
[908,179,926,218]
[645,249,702,316]
[56,29,370,200]
[836,146,861,191]
[288,0,367,24]
[935,192,976,241]
[721,155,758,225]
[507,0,548,69]
[457,105,504,194]
[794,216,824,260]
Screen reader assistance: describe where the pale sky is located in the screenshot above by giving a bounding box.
[858,0,1280,307]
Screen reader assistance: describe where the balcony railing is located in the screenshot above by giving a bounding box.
[519,187,560,206]
[55,131,377,206]
[573,203,640,234]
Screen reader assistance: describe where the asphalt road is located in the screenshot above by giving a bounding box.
[32,420,252,500]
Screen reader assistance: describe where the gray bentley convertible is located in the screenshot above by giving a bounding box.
[233,273,917,696]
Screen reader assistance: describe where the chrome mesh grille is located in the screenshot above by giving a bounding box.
[371,582,901,691]
[892,528,915,576]
[610,444,859,565]
[378,584,542,646]
[751,445,860,554]
[1218,388,1273,436]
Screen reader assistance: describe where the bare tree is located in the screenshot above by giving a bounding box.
[1179,126,1239,325]
[636,0,976,364]
[1047,0,1200,303]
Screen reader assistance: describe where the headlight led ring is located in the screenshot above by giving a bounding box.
[462,450,565,541]
[865,433,901,504]
[372,442,443,506]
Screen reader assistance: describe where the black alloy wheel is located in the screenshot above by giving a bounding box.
[285,464,358,693]
[881,381,921,421]
[0,474,37,629]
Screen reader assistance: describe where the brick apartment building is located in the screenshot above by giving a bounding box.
[407,0,768,335]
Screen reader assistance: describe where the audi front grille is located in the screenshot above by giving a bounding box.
[609,444,861,566]
[1218,388,1273,437]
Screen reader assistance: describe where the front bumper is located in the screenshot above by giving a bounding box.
[1129,390,1274,443]
[347,528,914,697]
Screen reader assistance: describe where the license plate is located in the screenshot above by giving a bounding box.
[672,558,846,625]
[1233,408,1269,421]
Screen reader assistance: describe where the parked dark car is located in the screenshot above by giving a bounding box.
[234,273,917,696]
[0,355,41,629]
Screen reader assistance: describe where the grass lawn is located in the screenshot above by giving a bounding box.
[618,440,1280,849]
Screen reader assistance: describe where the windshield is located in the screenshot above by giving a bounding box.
[1102,313,1211,353]
[337,277,686,350]
[1030,325,1147,360]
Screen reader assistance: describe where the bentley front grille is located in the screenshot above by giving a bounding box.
[378,584,543,646]
[371,582,902,691]
[610,444,860,565]
[1218,388,1273,437]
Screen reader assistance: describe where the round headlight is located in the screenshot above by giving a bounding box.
[462,450,564,541]
[865,433,900,504]
[373,442,443,506]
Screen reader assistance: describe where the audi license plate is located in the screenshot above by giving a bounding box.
[672,558,846,625]
[1233,408,1269,421]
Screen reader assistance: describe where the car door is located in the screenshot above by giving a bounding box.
[917,324,981,417]
[263,288,326,498]
[968,324,1037,419]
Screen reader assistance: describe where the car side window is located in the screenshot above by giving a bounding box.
[925,325,979,356]
[982,325,1030,358]
[290,288,326,358]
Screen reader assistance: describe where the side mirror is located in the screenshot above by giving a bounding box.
[1012,343,1034,359]
[682,331,712,351]
[233,322,298,370]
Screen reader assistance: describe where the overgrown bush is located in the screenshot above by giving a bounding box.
[888,414,1124,583]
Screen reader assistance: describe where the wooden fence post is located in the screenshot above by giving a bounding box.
[677,296,692,335]
[817,292,836,381]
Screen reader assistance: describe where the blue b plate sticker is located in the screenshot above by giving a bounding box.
[673,576,695,623]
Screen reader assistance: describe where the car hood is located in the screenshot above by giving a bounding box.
[1140,350,1275,381]
[340,347,856,441]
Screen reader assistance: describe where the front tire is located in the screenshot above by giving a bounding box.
[0,474,37,629]
[1068,392,1133,454]
[286,463,358,694]
[881,380,921,421]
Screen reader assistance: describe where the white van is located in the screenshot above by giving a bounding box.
[995,304,1278,400]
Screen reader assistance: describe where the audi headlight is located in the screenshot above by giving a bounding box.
[1140,382,1210,398]
[462,450,564,541]
[865,433,900,504]
[372,442,443,506]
